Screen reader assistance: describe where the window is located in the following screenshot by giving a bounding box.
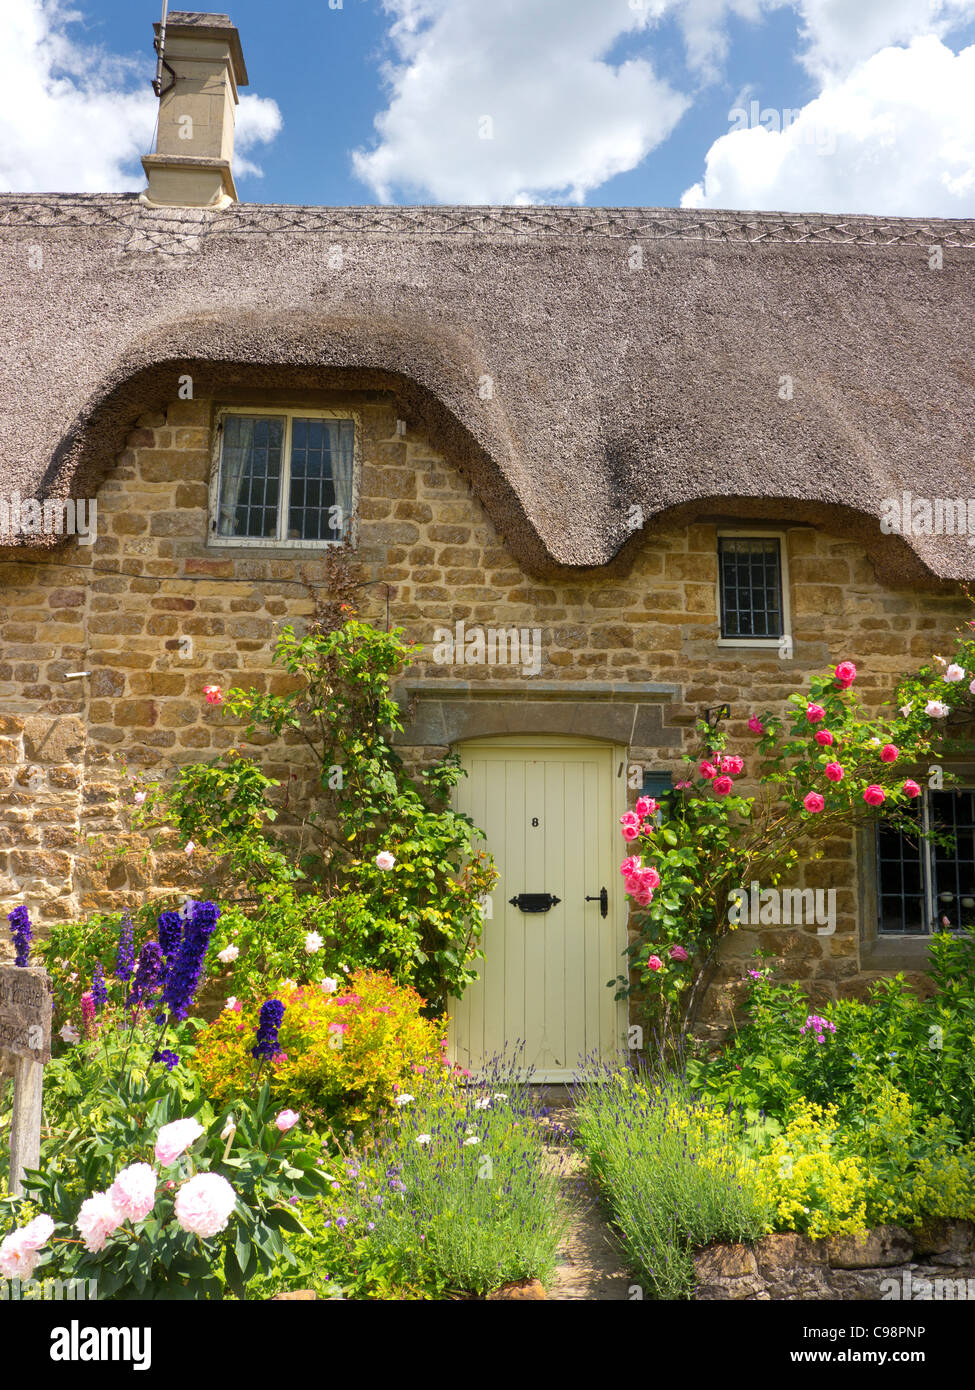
[717,533,788,645]
[876,789,975,935]
[209,409,358,547]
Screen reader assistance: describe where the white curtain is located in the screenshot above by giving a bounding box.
[216,416,257,537]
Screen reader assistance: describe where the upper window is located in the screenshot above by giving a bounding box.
[209,409,358,547]
[717,533,788,645]
[877,789,975,935]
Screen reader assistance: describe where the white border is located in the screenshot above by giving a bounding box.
[715,527,792,650]
[207,406,362,550]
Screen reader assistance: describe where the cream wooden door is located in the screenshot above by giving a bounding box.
[448,736,628,1082]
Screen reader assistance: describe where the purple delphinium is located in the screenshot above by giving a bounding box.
[91,961,108,1013]
[8,905,31,967]
[115,913,135,983]
[160,899,219,1022]
[128,941,165,1009]
[151,1049,180,1071]
[251,998,285,1061]
[156,910,183,977]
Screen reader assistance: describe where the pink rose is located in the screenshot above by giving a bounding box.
[174,1172,237,1239]
[863,785,886,807]
[271,1051,289,1066]
[747,716,764,734]
[640,866,661,890]
[814,730,834,747]
[623,874,643,895]
[633,889,654,907]
[620,811,640,829]
[108,1163,157,1223]
[698,761,717,779]
[902,780,922,798]
[203,684,223,705]
[835,661,857,688]
[880,744,899,763]
[275,1109,300,1133]
[646,955,663,972]
[720,756,744,776]
[622,824,639,841]
[154,1117,205,1166]
[803,792,825,813]
[806,704,826,723]
[620,856,640,877]
[634,796,658,818]
[375,850,396,870]
[824,762,844,783]
[77,1191,124,1253]
[713,775,733,796]
[669,945,689,962]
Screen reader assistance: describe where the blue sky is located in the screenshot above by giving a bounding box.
[3,1,975,214]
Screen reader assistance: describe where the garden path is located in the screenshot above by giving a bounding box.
[539,1090,633,1301]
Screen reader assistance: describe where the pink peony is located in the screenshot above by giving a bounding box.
[903,780,922,798]
[747,716,764,734]
[863,785,886,807]
[834,661,857,688]
[108,1163,157,1223]
[803,792,825,813]
[824,762,844,783]
[713,775,734,796]
[275,1109,300,1132]
[646,955,663,972]
[77,1191,124,1253]
[698,761,717,780]
[880,744,899,763]
[720,755,744,776]
[669,945,689,962]
[174,1172,237,1239]
[203,684,223,705]
[154,1117,205,1167]
[814,730,834,747]
[0,1214,55,1279]
[806,704,826,723]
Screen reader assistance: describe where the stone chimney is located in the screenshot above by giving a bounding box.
[141,12,248,209]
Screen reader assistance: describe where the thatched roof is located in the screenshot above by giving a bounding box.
[2,194,974,582]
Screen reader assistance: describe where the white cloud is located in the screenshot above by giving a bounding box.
[0,0,281,194]
[353,0,690,204]
[682,37,975,215]
[794,0,975,77]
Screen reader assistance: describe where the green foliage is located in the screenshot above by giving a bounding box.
[573,1066,772,1300]
[1,1066,324,1300]
[688,933,975,1139]
[619,656,949,1049]
[134,619,497,1011]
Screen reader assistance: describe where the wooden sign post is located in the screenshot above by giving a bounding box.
[0,965,52,1197]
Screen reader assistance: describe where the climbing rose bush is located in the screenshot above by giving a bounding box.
[616,654,952,1046]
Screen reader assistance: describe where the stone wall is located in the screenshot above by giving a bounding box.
[693,1222,975,1300]
[0,388,967,1007]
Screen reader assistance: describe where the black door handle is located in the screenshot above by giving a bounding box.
[585,888,608,918]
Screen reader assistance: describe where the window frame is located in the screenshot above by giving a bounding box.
[874,785,975,937]
[207,405,362,550]
[715,528,792,650]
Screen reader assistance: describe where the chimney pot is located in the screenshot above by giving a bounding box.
[141,11,249,210]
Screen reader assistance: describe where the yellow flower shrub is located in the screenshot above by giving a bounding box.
[751,1100,868,1238]
[195,968,447,1131]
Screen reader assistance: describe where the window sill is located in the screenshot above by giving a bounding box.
[861,936,935,972]
[716,637,789,651]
